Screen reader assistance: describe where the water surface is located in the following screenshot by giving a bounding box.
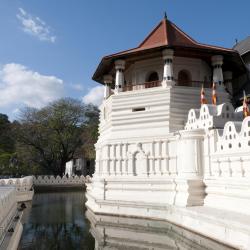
[19,191,95,250]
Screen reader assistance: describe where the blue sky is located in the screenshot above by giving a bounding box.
[0,0,249,119]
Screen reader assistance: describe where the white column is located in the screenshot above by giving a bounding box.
[115,59,125,94]
[103,75,113,99]
[211,55,224,90]
[224,71,233,95]
[103,145,110,176]
[162,49,175,87]
[174,129,206,207]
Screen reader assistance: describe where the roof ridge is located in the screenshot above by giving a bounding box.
[138,19,167,48]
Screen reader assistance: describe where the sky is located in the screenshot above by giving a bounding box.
[0,0,249,120]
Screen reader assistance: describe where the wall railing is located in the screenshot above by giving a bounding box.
[123,80,161,92]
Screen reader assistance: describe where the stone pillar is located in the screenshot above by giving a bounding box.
[162,49,175,87]
[224,71,233,95]
[124,143,129,175]
[115,60,125,94]
[211,55,224,90]
[102,145,110,176]
[163,141,169,175]
[103,75,113,99]
[174,129,206,207]
[155,141,162,175]
[149,142,155,175]
[110,145,116,175]
[116,143,122,175]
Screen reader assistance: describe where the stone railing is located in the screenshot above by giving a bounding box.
[33,175,91,188]
[123,80,161,92]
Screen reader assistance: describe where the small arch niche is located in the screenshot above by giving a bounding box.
[146,71,159,82]
[178,70,192,86]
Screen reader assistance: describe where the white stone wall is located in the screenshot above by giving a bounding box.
[124,56,211,85]
[174,56,211,84]
[92,98,250,213]
[99,86,230,143]
[88,98,250,248]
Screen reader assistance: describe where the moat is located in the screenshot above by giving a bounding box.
[17,190,238,250]
[18,191,95,250]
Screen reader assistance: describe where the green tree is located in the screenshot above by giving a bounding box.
[80,105,99,159]
[0,114,15,154]
[14,98,99,176]
[0,114,16,175]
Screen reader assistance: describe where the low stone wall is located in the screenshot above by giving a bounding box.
[33,175,91,190]
[0,176,34,202]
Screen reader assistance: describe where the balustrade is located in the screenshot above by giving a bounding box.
[123,80,161,92]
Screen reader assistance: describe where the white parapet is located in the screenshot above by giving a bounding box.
[203,116,250,215]
[185,102,242,130]
[33,175,89,188]
[88,129,207,209]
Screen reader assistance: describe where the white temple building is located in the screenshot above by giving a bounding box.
[86,15,250,249]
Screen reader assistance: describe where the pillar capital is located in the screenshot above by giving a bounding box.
[103,75,113,99]
[103,74,113,85]
[211,55,223,66]
[162,49,174,60]
[115,59,125,70]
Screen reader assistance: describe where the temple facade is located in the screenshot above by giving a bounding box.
[86,16,250,249]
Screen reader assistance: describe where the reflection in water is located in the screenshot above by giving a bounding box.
[18,191,95,250]
[86,210,237,250]
[18,191,237,250]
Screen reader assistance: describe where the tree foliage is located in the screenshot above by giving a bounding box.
[13,98,99,176]
[0,114,15,154]
[0,114,16,175]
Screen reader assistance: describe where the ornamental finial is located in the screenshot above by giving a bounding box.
[164,11,167,19]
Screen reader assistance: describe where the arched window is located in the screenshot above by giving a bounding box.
[147,72,159,82]
[178,70,191,86]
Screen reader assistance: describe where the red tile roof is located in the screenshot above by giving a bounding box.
[93,17,244,83]
[104,17,235,59]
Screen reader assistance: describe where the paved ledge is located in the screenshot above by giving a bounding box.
[0,211,23,250]
[86,197,249,249]
[86,209,239,250]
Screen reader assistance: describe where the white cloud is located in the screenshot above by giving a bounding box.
[17,8,56,43]
[82,86,104,106]
[0,63,64,109]
[70,83,84,91]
